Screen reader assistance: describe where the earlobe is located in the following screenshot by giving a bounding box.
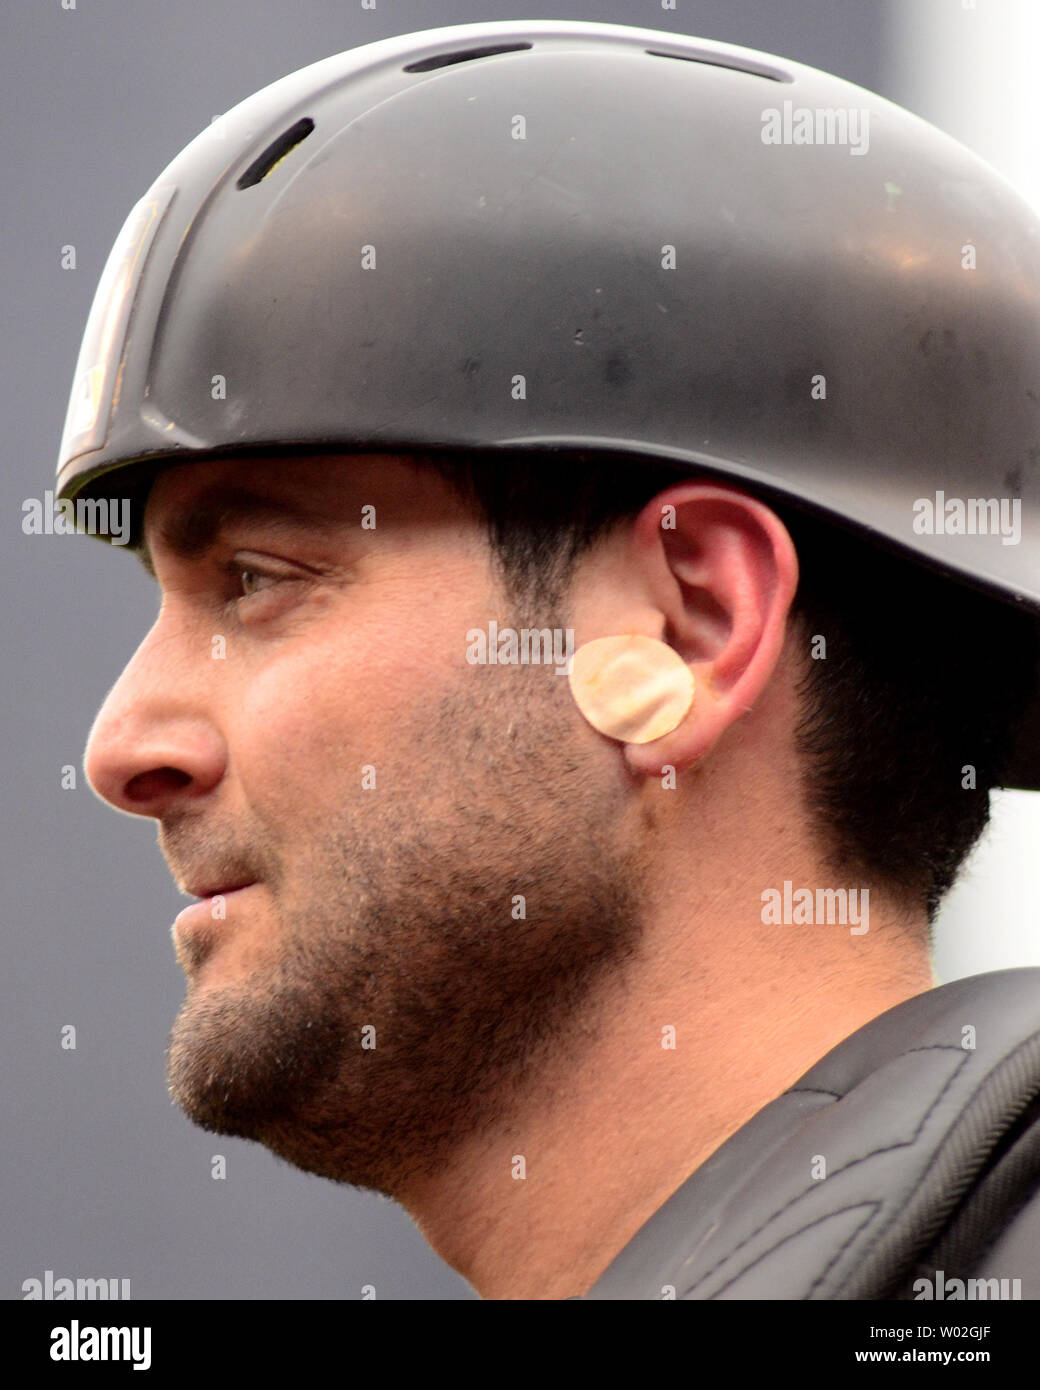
[568,634,695,744]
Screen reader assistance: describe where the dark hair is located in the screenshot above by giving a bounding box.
[406,449,1039,922]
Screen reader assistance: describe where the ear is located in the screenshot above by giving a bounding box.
[619,482,800,776]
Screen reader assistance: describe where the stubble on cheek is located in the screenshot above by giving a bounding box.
[165,653,650,1194]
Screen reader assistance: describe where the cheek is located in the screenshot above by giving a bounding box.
[227,601,469,817]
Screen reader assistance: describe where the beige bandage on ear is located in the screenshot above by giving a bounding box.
[568,635,695,744]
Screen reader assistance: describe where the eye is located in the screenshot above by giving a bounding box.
[237,566,275,598]
[221,557,303,614]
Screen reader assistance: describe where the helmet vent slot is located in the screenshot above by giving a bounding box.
[404,42,533,73]
[645,48,791,83]
[236,117,316,190]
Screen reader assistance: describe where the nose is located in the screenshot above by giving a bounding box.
[84,622,227,818]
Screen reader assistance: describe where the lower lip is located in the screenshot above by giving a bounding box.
[173,884,256,931]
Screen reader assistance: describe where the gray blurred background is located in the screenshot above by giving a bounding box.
[4,0,1037,1299]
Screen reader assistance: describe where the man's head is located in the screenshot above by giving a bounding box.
[60,21,1040,1206]
[81,447,1038,1198]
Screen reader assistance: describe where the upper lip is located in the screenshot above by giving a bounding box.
[182,879,256,900]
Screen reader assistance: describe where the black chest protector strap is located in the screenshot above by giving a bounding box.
[583,967,1040,1299]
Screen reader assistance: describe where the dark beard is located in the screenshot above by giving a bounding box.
[165,671,647,1197]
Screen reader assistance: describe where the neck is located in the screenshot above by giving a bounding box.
[394,883,932,1300]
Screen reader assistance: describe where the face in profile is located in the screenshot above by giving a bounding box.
[83,452,649,1196]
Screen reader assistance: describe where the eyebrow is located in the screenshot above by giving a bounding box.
[137,485,342,578]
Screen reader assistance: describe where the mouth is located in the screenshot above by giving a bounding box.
[172,881,259,955]
[183,879,257,901]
